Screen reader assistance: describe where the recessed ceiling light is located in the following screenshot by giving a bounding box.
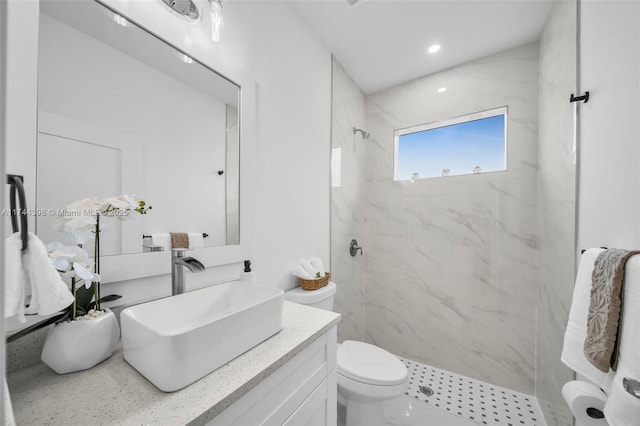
[437,87,447,93]
[428,44,441,54]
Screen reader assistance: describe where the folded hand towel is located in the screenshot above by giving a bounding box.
[300,260,318,278]
[4,233,26,322]
[151,233,171,251]
[585,248,640,372]
[311,257,326,276]
[188,233,204,249]
[170,232,189,249]
[293,265,312,280]
[23,232,74,316]
[562,248,615,391]
[604,254,640,424]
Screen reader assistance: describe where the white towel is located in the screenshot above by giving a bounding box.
[293,265,312,280]
[151,233,171,251]
[300,259,318,278]
[22,232,74,316]
[604,254,640,424]
[561,248,615,392]
[4,232,73,321]
[4,233,26,322]
[311,257,326,276]
[188,233,204,249]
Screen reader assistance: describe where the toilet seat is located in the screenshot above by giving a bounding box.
[337,340,407,386]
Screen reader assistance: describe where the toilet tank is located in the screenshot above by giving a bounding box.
[284,281,336,311]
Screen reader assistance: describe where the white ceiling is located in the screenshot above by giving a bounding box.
[288,0,554,94]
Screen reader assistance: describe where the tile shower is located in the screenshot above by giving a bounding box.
[330,1,577,425]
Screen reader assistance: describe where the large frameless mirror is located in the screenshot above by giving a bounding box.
[35,0,240,257]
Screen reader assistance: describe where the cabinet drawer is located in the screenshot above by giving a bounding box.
[282,369,337,426]
[208,326,337,426]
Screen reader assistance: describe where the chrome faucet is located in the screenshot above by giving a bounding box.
[171,249,205,295]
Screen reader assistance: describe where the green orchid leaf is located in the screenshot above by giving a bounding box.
[75,285,95,311]
[6,312,67,343]
[98,294,122,303]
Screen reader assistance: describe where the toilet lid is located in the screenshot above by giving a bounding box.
[337,340,407,386]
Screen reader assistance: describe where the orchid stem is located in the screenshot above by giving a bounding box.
[71,277,77,320]
[94,214,101,311]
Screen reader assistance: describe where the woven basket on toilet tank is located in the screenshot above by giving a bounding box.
[298,272,331,291]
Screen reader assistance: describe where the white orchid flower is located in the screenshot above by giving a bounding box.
[70,228,95,245]
[47,243,96,285]
[54,194,149,241]
[73,262,98,289]
[52,257,70,272]
[105,194,136,210]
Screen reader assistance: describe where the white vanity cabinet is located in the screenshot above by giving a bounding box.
[207,326,337,426]
[7,303,340,425]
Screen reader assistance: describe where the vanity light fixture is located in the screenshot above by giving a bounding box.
[204,0,224,42]
[428,44,441,54]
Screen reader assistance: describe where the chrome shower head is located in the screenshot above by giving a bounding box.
[353,127,370,139]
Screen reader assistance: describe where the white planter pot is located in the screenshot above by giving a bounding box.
[41,308,120,374]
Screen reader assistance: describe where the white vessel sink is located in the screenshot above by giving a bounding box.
[121,282,284,392]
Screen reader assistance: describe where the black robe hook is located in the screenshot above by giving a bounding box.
[6,174,28,251]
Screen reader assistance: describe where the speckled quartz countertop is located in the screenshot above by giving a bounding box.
[7,301,340,426]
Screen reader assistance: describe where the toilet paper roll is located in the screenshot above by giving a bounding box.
[562,381,609,426]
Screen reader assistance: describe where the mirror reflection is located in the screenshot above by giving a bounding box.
[35,0,240,256]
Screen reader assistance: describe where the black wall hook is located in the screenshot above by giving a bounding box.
[570,92,590,103]
[6,174,28,251]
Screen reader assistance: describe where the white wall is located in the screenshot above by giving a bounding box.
[578,1,640,250]
[0,0,8,420]
[3,0,331,310]
[573,3,640,425]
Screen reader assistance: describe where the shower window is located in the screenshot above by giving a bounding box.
[393,107,507,181]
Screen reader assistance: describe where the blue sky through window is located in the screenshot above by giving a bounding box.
[396,114,506,180]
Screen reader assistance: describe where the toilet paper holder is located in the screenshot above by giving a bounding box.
[623,377,640,399]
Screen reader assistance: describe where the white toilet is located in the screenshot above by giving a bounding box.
[285,282,408,426]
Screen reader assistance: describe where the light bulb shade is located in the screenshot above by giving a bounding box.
[203,0,224,42]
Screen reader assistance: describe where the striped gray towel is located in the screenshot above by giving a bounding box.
[584,248,640,372]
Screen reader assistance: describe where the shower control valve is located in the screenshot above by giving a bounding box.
[350,239,363,257]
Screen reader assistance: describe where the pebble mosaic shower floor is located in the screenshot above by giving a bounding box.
[401,358,546,426]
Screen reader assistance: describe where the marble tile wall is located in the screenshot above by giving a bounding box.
[535,1,577,425]
[331,58,367,343]
[363,43,540,394]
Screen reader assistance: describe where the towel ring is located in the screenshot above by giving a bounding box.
[7,174,28,251]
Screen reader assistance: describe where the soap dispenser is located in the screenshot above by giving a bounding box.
[239,260,256,284]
